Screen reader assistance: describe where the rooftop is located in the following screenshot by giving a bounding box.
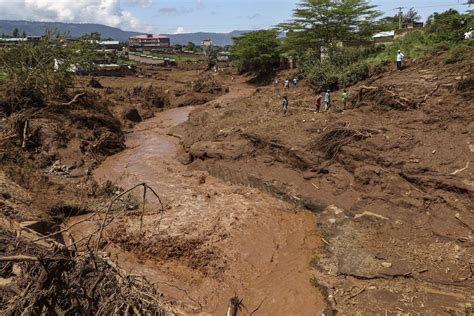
[130,34,169,39]
[372,31,395,38]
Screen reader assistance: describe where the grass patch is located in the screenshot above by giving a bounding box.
[0,69,7,81]
[150,52,201,63]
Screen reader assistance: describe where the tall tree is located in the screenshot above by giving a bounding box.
[403,8,421,24]
[279,0,382,55]
[12,28,19,38]
[231,29,281,76]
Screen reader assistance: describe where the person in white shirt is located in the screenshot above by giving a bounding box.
[464,29,473,40]
[396,50,405,70]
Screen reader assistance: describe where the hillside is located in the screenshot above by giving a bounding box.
[0,20,247,45]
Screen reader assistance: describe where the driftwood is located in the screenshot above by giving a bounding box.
[355,85,417,110]
[21,120,29,148]
[51,92,87,106]
[319,126,377,160]
[227,296,243,316]
[421,83,453,104]
[0,183,174,316]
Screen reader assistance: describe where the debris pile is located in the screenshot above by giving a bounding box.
[192,73,225,94]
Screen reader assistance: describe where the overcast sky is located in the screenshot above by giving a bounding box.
[0,0,470,34]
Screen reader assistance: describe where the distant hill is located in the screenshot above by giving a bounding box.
[0,20,249,46]
[0,20,140,41]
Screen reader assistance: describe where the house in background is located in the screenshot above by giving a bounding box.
[217,51,231,62]
[373,31,395,45]
[373,22,425,45]
[201,38,213,47]
[395,22,425,39]
[128,34,170,51]
[0,36,41,47]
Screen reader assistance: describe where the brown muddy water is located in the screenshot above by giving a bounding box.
[66,106,325,315]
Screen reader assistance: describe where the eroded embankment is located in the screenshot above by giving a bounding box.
[66,103,326,315]
[171,50,474,315]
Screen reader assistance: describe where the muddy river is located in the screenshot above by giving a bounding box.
[68,105,325,315]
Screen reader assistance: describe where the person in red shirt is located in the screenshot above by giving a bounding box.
[315,94,322,112]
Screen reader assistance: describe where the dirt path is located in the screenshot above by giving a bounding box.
[68,79,326,315]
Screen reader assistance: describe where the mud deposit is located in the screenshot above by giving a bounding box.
[173,50,474,314]
[67,105,325,315]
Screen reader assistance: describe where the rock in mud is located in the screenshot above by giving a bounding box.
[381,262,392,268]
[124,109,143,122]
[190,140,254,160]
[177,151,193,165]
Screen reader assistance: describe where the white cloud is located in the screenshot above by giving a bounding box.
[158,0,206,16]
[0,0,152,32]
[174,26,186,34]
[128,0,152,8]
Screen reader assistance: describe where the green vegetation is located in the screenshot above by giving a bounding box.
[230,0,472,90]
[377,7,422,30]
[293,5,474,91]
[185,42,199,52]
[0,31,95,112]
[148,52,201,63]
[279,0,381,56]
[231,29,281,76]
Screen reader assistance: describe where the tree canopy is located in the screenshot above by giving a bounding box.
[376,7,421,30]
[279,0,382,55]
[427,9,474,42]
[231,30,281,76]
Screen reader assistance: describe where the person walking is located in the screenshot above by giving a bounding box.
[324,89,331,111]
[315,94,322,112]
[396,50,405,70]
[341,89,348,109]
[293,77,298,86]
[282,96,289,115]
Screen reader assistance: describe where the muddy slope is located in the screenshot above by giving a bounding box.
[174,48,474,314]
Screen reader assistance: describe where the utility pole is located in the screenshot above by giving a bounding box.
[395,7,405,29]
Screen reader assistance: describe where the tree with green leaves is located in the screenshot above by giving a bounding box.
[0,30,96,111]
[12,28,19,38]
[376,7,421,30]
[403,8,421,24]
[279,0,382,56]
[185,42,197,51]
[427,9,474,42]
[231,29,281,76]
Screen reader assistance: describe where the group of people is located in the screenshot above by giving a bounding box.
[280,50,407,115]
[213,66,225,73]
[276,77,299,89]
[281,89,348,115]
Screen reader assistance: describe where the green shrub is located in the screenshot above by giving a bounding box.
[0,31,95,111]
[300,47,372,90]
[427,9,474,43]
[340,61,369,86]
[303,61,339,91]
